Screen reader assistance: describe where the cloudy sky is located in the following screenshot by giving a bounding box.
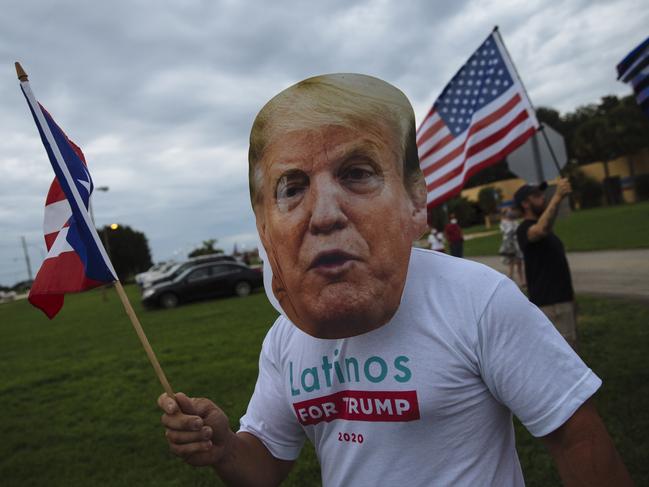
[0,0,646,286]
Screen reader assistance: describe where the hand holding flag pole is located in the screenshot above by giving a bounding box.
[15,62,175,400]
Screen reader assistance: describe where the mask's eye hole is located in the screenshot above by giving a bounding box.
[276,170,309,211]
[339,161,382,193]
[345,166,374,181]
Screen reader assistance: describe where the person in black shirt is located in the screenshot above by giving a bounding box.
[515,178,577,349]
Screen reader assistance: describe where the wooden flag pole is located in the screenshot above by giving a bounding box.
[15,61,175,401]
[114,281,176,400]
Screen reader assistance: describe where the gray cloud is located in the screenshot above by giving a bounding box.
[0,0,645,285]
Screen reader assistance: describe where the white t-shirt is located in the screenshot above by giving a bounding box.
[239,248,601,486]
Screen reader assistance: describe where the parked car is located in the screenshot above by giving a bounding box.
[0,290,17,303]
[135,262,174,287]
[141,261,263,309]
[141,254,236,289]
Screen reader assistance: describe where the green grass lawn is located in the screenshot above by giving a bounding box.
[464,200,649,256]
[0,288,647,485]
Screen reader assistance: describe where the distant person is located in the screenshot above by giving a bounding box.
[427,228,445,252]
[515,179,577,349]
[499,208,525,286]
[444,214,464,257]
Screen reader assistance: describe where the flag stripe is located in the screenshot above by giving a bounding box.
[45,182,66,206]
[637,85,649,104]
[426,110,531,192]
[416,105,439,136]
[416,113,453,159]
[419,133,454,167]
[617,36,649,78]
[428,120,535,199]
[420,101,520,175]
[416,116,445,146]
[43,199,72,235]
[631,68,649,89]
[427,126,536,207]
[421,91,524,177]
[623,54,649,84]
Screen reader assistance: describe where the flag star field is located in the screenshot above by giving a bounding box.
[436,37,514,135]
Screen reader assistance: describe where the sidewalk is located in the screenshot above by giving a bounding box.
[470,249,649,301]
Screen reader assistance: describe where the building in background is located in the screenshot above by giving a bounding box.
[461,148,649,207]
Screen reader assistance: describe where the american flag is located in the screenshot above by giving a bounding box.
[617,36,649,117]
[417,30,539,208]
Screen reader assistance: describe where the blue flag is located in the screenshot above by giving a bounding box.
[617,36,649,117]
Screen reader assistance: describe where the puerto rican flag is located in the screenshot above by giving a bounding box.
[20,79,117,319]
[417,29,539,208]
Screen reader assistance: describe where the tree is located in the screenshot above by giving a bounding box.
[465,159,516,188]
[427,205,447,231]
[573,117,620,204]
[188,239,224,258]
[446,196,478,227]
[566,95,649,165]
[563,166,604,209]
[555,104,597,161]
[536,107,562,131]
[609,99,649,187]
[99,224,153,282]
[477,186,502,228]
[573,117,617,169]
[635,174,649,200]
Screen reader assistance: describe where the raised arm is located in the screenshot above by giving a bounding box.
[527,178,571,242]
[159,392,294,487]
[541,399,633,486]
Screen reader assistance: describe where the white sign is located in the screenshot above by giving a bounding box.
[507,124,567,184]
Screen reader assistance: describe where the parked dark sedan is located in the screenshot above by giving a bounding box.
[141,261,263,309]
[142,254,237,289]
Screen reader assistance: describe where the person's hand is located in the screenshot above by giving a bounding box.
[554,178,572,199]
[158,392,234,467]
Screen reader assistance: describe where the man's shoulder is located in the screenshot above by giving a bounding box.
[404,249,510,347]
[408,248,505,297]
[262,314,300,352]
[411,245,500,272]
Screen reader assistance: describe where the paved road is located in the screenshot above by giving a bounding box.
[470,249,649,301]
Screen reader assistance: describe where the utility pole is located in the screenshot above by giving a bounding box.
[20,236,33,281]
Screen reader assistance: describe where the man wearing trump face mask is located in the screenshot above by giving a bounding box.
[158,74,630,486]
